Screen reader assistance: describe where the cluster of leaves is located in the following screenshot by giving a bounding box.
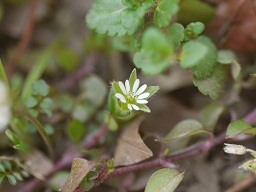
[86,0,241,100]
[0,160,29,186]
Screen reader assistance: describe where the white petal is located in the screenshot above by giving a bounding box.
[132,79,140,93]
[137,92,150,99]
[135,84,147,96]
[125,80,130,93]
[128,104,132,110]
[131,104,139,110]
[115,93,126,103]
[136,99,148,104]
[118,81,127,94]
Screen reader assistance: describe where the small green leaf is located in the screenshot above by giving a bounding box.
[0,164,5,172]
[154,0,179,28]
[24,96,38,108]
[112,35,138,51]
[167,23,185,49]
[184,22,205,40]
[13,172,23,181]
[145,168,184,192]
[31,80,50,96]
[193,65,227,99]
[157,119,210,143]
[217,50,236,64]
[217,50,241,79]
[128,68,137,89]
[2,161,12,170]
[104,111,118,131]
[67,120,86,143]
[0,59,9,89]
[7,174,17,185]
[86,0,153,36]
[180,36,217,79]
[5,130,20,144]
[39,98,53,114]
[199,103,225,130]
[134,27,173,75]
[13,143,29,153]
[226,120,255,138]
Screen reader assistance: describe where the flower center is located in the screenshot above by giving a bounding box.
[126,92,136,103]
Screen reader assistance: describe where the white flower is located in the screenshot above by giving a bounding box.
[223,143,247,155]
[115,79,150,111]
[0,81,11,132]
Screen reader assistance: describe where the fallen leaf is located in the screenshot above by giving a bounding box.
[114,116,153,167]
[60,158,94,192]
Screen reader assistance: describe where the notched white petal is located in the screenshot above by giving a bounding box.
[131,104,139,110]
[135,84,147,96]
[136,99,148,104]
[128,104,132,110]
[125,80,130,93]
[115,93,126,103]
[132,79,140,93]
[118,81,127,94]
[137,92,150,99]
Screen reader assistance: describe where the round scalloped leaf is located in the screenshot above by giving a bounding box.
[167,23,185,49]
[86,0,153,36]
[134,27,173,74]
[154,0,179,28]
[193,65,227,100]
[180,36,217,79]
[145,168,184,192]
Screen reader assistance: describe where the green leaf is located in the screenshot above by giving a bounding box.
[217,50,236,64]
[31,80,50,96]
[13,143,29,153]
[180,36,217,79]
[145,168,184,192]
[5,130,20,145]
[2,161,12,170]
[217,50,241,79]
[7,174,17,185]
[184,22,205,40]
[134,27,173,75]
[104,111,118,131]
[193,65,227,100]
[13,172,23,181]
[128,68,137,89]
[24,96,38,108]
[112,35,138,52]
[40,97,53,116]
[226,120,255,138]
[157,119,210,143]
[0,164,5,172]
[199,103,225,130]
[167,23,185,49]
[86,0,153,36]
[67,120,86,143]
[154,0,179,28]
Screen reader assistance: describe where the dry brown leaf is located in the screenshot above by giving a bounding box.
[114,116,153,167]
[60,158,94,192]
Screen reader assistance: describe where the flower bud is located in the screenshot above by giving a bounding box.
[223,143,247,155]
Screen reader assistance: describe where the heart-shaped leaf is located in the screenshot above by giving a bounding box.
[226,120,256,138]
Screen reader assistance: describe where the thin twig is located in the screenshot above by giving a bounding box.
[6,0,39,77]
